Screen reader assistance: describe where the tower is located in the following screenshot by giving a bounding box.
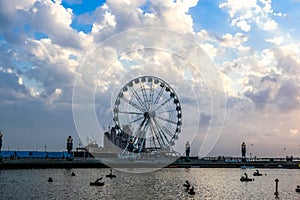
[241,142,246,162]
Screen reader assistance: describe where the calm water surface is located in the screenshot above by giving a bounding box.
[0,168,300,199]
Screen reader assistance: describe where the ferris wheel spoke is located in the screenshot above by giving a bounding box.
[149,120,163,148]
[140,83,150,110]
[143,119,151,136]
[129,86,148,111]
[153,86,164,105]
[149,81,155,109]
[150,120,165,147]
[154,97,173,111]
[149,131,158,149]
[128,116,144,125]
[149,136,156,149]
[118,111,144,115]
[156,116,178,125]
[121,97,145,112]
[155,118,175,138]
[134,117,149,138]
[156,109,177,114]
[152,118,170,145]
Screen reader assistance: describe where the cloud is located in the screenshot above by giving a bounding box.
[0,0,210,150]
[244,88,271,110]
[290,128,298,135]
[275,78,300,112]
[0,68,28,99]
[273,43,300,75]
[220,32,248,48]
[22,38,78,99]
[0,0,89,49]
[265,36,285,45]
[219,0,278,32]
[260,74,280,83]
[0,0,300,157]
[199,112,211,127]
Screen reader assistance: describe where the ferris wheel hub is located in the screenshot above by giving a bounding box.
[144,111,156,118]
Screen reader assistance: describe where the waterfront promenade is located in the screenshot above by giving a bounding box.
[1,150,300,169]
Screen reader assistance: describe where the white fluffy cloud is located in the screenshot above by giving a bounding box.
[265,36,284,45]
[219,0,279,32]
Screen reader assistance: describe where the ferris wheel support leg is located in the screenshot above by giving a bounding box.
[138,138,146,154]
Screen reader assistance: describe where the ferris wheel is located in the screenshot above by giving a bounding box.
[113,76,182,153]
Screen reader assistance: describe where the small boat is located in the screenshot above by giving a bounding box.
[188,186,195,195]
[106,174,116,178]
[295,185,300,192]
[183,180,191,191]
[240,173,254,182]
[183,180,190,188]
[240,177,254,182]
[253,170,263,176]
[90,181,105,186]
[90,177,104,186]
[106,169,116,178]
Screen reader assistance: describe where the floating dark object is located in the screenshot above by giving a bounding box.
[183,180,190,188]
[48,177,53,182]
[274,179,279,197]
[106,169,116,178]
[71,172,75,176]
[240,173,254,182]
[90,181,105,186]
[90,177,104,186]
[295,185,300,193]
[188,186,195,195]
[183,180,191,192]
[106,174,116,178]
[240,177,254,182]
[253,170,263,176]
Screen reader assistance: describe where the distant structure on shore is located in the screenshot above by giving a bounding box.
[185,141,190,157]
[241,142,246,162]
[0,130,3,151]
[0,130,2,161]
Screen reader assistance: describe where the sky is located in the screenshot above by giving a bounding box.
[0,0,300,157]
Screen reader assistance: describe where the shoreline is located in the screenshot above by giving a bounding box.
[1,157,300,169]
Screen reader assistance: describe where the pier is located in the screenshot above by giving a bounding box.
[1,150,300,169]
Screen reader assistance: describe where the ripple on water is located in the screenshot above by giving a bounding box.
[1,168,300,199]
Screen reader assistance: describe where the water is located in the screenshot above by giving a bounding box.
[0,168,300,199]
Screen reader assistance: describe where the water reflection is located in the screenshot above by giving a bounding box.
[1,168,300,199]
